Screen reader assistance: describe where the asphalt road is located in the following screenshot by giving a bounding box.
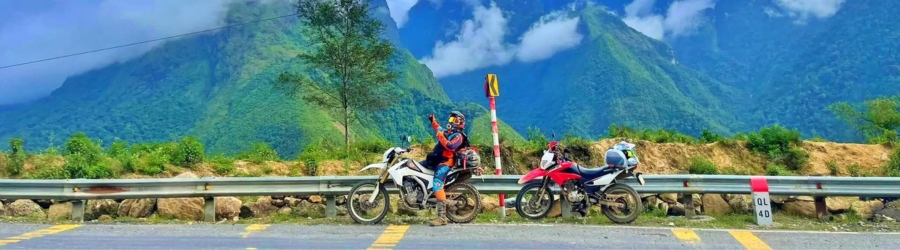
[1,223,899,249]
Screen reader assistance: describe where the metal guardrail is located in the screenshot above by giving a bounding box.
[1,174,898,222]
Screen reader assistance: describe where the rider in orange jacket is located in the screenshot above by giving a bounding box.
[424,111,467,226]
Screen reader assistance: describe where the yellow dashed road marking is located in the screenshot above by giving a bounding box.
[0,224,82,246]
[671,228,701,245]
[367,225,411,250]
[730,231,772,250]
[241,224,270,239]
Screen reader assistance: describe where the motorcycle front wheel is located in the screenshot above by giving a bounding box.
[347,180,391,224]
[515,181,554,220]
[444,182,482,224]
[599,183,643,224]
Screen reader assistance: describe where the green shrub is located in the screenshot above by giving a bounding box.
[765,164,790,176]
[883,146,900,177]
[210,154,235,175]
[827,161,839,176]
[699,129,723,143]
[23,166,67,179]
[848,164,862,177]
[747,125,808,171]
[107,140,129,158]
[688,156,719,174]
[173,136,205,168]
[353,140,391,154]
[237,142,279,164]
[64,132,104,162]
[62,133,114,179]
[8,138,26,176]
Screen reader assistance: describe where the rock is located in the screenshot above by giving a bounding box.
[659,194,678,204]
[667,222,675,226]
[277,207,292,215]
[117,199,156,218]
[644,196,660,210]
[692,194,703,208]
[886,200,900,209]
[158,196,204,220]
[271,195,286,200]
[336,195,347,205]
[34,199,53,209]
[7,200,45,217]
[547,202,561,217]
[337,206,348,216]
[727,195,753,214]
[701,194,732,215]
[272,199,286,208]
[826,197,851,213]
[98,215,112,221]
[850,200,884,219]
[295,200,326,217]
[86,199,118,220]
[48,202,73,220]
[308,195,323,203]
[875,207,900,222]
[285,197,303,208]
[215,197,242,220]
[657,202,669,213]
[783,199,818,218]
[771,195,790,204]
[668,203,685,216]
[246,197,277,218]
[481,196,500,212]
[239,205,254,218]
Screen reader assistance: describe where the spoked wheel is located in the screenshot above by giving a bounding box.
[347,180,391,224]
[444,182,481,224]
[599,183,642,224]
[515,181,554,220]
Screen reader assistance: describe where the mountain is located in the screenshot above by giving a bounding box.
[399,0,746,139]
[666,0,900,142]
[0,0,523,157]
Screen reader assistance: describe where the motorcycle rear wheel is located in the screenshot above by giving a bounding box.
[347,180,391,225]
[515,181,554,220]
[600,183,642,224]
[444,182,482,224]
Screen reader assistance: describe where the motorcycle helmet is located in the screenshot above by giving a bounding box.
[446,111,466,132]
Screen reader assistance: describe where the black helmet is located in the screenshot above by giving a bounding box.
[447,111,466,132]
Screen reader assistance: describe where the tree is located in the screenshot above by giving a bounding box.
[827,96,900,144]
[274,0,397,155]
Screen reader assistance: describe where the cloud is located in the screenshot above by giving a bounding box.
[420,3,584,78]
[773,0,845,23]
[620,0,715,40]
[385,0,419,27]
[0,0,250,105]
[516,12,583,63]
[419,3,517,78]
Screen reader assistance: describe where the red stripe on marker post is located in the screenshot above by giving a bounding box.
[750,176,769,192]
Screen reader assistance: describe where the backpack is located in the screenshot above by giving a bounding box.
[453,133,481,169]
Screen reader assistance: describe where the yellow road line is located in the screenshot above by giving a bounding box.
[241,224,270,239]
[671,228,701,244]
[729,231,772,250]
[0,224,82,246]
[367,225,411,250]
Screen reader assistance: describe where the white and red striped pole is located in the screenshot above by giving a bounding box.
[485,74,505,219]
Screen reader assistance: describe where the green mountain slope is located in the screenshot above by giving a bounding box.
[429,2,745,139]
[0,0,521,158]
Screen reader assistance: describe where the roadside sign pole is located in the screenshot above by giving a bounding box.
[485,74,504,219]
[750,176,773,226]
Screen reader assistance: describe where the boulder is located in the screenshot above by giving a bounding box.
[246,197,277,218]
[308,195,323,203]
[726,195,753,214]
[295,200,326,217]
[117,199,156,218]
[875,208,900,222]
[48,202,73,220]
[850,200,884,220]
[826,197,851,213]
[285,197,303,208]
[7,200,45,218]
[481,196,500,213]
[783,198,818,218]
[86,199,118,220]
[659,194,678,204]
[98,215,112,221]
[215,197,242,220]
[277,207,292,215]
[701,194,732,215]
[157,172,204,220]
[547,202,562,217]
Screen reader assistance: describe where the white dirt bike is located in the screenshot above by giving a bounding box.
[346,137,485,224]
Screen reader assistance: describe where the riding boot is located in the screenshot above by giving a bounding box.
[429,200,448,227]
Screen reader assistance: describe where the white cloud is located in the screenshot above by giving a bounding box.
[385,0,419,28]
[620,0,715,40]
[773,0,844,23]
[419,3,584,78]
[516,12,583,63]
[419,3,516,78]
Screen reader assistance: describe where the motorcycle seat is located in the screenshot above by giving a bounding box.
[574,164,615,179]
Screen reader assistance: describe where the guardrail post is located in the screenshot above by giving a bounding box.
[71,200,85,223]
[204,197,216,222]
[682,194,695,219]
[814,196,829,222]
[326,195,337,218]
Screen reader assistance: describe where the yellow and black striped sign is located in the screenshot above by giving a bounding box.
[484,73,499,97]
